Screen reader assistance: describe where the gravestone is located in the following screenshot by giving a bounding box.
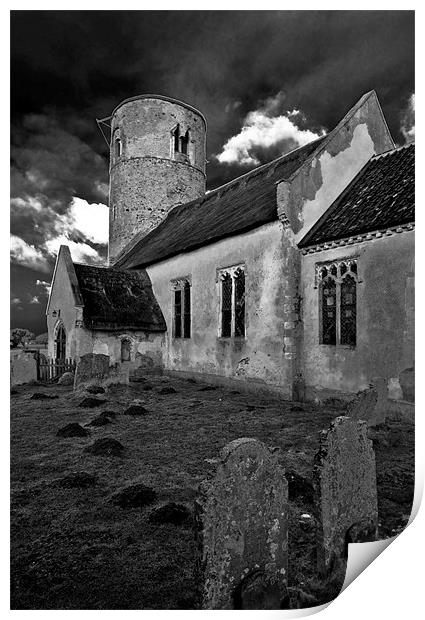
[195,438,288,610]
[313,416,378,577]
[10,352,37,386]
[74,353,129,390]
[346,377,388,426]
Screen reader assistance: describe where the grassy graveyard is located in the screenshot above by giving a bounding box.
[10,376,414,609]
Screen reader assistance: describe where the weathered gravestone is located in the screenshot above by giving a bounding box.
[313,416,378,577]
[74,353,129,390]
[346,377,388,426]
[10,351,37,386]
[195,438,288,610]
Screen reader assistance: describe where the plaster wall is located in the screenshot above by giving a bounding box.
[47,254,80,360]
[301,231,414,400]
[277,93,395,243]
[47,252,165,369]
[146,221,299,397]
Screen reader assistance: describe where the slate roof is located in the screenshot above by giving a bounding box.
[299,144,415,248]
[115,136,327,268]
[73,263,166,332]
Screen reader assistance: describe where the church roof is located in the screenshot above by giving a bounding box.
[299,143,415,248]
[73,263,166,332]
[115,135,327,269]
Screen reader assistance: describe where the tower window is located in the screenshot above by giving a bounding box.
[172,125,190,159]
[218,265,246,338]
[317,260,357,346]
[180,130,189,155]
[172,277,191,338]
[173,124,180,153]
[114,137,122,158]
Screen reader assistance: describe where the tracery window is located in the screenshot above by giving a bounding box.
[317,260,357,346]
[218,265,246,338]
[172,277,191,339]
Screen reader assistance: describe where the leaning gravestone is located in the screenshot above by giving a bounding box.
[195,438,288,610]
[74,353,129,390]
[346,377,388,426]
[313,416,378,577]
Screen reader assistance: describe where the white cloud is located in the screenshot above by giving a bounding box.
[29,296,40,304]
[401,93,415,143]
[45,235,103,264]
[63,197,109,245]
[216,91,325,166]
[36,280,51,295]
[10,235,49,272]
[11,297,22,306]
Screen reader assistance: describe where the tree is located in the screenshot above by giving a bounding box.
[10,328,35,348]
[35,332,48,345]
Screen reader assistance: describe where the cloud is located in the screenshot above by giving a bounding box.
[10,235,49,272]
[11,297,22,306]
[61,198,109,246]
[10,112,109,272]
[36,280,51,296]
[29,296,40,305]
[44,236,104,264]
[216,91,325,166]
[401,93,415,143]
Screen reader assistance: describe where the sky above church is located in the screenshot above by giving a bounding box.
[10,10,414,335]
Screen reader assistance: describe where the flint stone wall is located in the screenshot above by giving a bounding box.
[74,353,129,389]
[195,438,288,609]
[314,416,378,576]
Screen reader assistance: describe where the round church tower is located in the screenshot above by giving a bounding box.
[108,95,207,263]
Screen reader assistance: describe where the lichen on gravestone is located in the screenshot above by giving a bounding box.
[313,416,378,578]
[194,437,288,610]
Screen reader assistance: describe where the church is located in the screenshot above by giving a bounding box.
[47,91,414,404]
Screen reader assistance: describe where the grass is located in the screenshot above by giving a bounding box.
[10,376,414,609]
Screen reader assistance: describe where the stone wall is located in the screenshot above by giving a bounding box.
[109,96,206,262]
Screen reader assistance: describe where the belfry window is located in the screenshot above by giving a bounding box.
[218,265,246,338]
[317,260,357,346]
[173,124,180,153]
[180,130,189,155]
[172,125,190,159]
[172,277,191,339]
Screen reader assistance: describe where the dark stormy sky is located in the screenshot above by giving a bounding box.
[10,10,414,335]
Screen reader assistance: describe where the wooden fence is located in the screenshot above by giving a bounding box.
[36,355,76,382]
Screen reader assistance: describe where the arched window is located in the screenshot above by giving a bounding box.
[317,260,357,346]
[218,265,246,338]
[180,130,189,155]
[320,277,337,345]
[55,324,66,360]
[172,125,190,160]
[340,274,357,345]
[172,124,180,153]
[172,278,191,339]
[121,338,131,362]
[115,137,122,158]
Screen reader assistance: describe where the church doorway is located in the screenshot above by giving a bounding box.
[55,324,66,360]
